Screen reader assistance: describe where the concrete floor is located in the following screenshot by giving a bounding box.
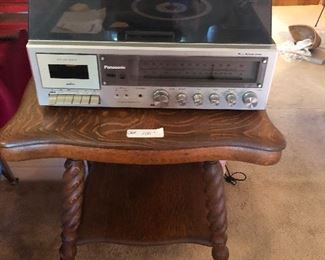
[1,5,325,260]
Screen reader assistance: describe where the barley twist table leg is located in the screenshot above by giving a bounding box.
[204,161,229,260]
[60,159,85,260]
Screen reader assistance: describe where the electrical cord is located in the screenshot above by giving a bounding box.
[315,0,325,27]
[224,164,247,185]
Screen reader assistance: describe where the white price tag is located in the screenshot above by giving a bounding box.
[126,128,164,138]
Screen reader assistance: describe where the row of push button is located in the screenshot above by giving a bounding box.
[48,94,100,105]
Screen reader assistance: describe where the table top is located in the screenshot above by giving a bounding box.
[0,80,286,165]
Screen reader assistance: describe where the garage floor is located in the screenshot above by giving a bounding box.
[1,5,325,260]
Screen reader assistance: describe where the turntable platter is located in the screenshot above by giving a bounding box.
[131,0,212,21]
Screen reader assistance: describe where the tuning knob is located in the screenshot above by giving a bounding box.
[225,93,237,106]
[242,91,258,108]
[193,93,203,106]
[153,89,169,106]
[176,93,187,106]
[209,93,220,105]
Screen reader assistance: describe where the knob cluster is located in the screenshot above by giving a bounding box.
[153,89,258,108]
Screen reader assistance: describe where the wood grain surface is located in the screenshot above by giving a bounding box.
[0,80,286,165]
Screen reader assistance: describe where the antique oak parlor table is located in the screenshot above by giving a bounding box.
[0,81,286,260]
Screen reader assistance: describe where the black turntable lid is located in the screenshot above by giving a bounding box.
[29,0,273,44]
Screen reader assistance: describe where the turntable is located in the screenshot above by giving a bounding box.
[27,0,277,110]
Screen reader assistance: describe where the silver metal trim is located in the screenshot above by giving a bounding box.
[28,40,276,50]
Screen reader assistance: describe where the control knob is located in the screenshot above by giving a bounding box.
[193,93,203,106]
[225,93,237,106]
[153,89,169,106]
[209,93,220,105]
[176,93,187,106]
[242,91,258,108]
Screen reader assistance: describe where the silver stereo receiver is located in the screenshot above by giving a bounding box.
[27,0,277,110]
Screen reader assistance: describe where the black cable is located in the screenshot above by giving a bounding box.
[315,5,325,27]
[224,164,247,185]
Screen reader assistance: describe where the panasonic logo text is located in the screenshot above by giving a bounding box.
[104,65,126,70]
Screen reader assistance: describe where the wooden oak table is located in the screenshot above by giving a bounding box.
[0,81,286,260]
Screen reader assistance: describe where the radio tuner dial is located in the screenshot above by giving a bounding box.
[209,93,220,105]
[176,93,187,106]
[193,93,203,106]
[242,91,258,108]
[225,93,237,106]
[153,89,169,106]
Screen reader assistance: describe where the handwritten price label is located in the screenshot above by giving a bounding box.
[126,128,164,138]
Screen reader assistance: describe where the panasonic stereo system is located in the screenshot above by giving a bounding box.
[27,0,277,110]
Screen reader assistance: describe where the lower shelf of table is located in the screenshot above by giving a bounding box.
[77,162,212,246]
